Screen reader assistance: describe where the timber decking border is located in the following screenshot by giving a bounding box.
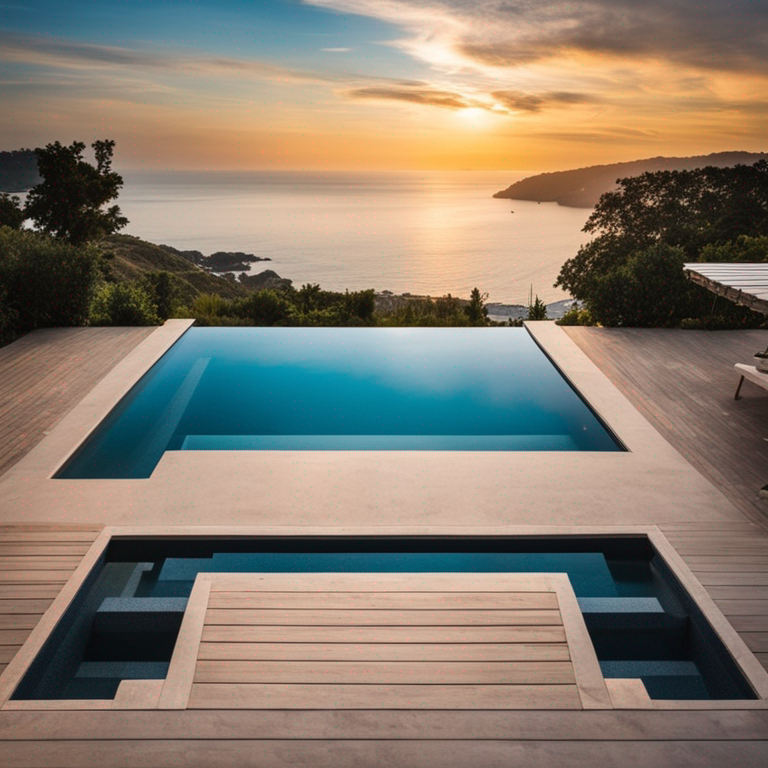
[0,328,156,478]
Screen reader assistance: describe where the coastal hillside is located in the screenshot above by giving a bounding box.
[0,149,40,192]
[494,151,768,208]
[99,234,248,304]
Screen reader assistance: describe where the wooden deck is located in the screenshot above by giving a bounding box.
[0,326,155,478]
[2,527,768,764]
[187,574,582,711]
[0,525,103,679]
[563,327,768,526]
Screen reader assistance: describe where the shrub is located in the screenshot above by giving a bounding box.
[556,304,594,326]
[584,243,692,327]
[0,194,25,229]
[234,289,293,325]
[0,226,100,340]
[89,282,160,326]
[141,271,176,320]
[527,294,548,321]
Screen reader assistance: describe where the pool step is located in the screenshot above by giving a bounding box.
[94,597,188,633]
[75,661,170,679]
[179,434,581,451]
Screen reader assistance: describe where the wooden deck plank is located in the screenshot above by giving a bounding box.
[204,608,563,626]
[0,600,54,614]
[6,708,768,742]
[201,626,568,644]
[207,591,559,610]
[0,570,74,583]
[0,556,85,566]
[0,327,155,477]
[197,642,571,662]
[0,615,41,630]
[9,739,768,768]
[194,660,576,685]
[0,628,32,645]
[0,532,100,543]
[0,545,92,557]
[695,573,768,586]
[706,586,768,600]
[0,524,103,533]
[0,647,20,663]
[3,709,768,741]
[714,600,768,616]
[0,585,64,599]
[188,683,583,710]
[563,327,768,526]
[742,634,768,653]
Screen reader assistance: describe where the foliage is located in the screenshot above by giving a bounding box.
[24,140,128,244]
[0,226,100,342]
[89,282,160,326]
[377,293,485,327]
[141,271,176,320]
[0,194,25,229]
[526,288,548,321]
[698,235,768,264]
[234,289,293,325]
[555,162,768,327]
[464,288,489,325]
[556,304,594,326]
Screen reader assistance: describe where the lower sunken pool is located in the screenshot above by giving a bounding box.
[56,327,621,479]
[11,536,756,702]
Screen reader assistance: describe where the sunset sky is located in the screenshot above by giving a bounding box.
[1,0,766,170]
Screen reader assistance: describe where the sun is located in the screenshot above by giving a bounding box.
[455,106,494,129]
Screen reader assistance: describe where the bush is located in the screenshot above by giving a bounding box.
[89,282,160,326]
[141,271,177,320]
[584,244,693,327]
[698,235,768,263]
[0,226,100,341]
[234,289,293,325]
[0,194,25,229]
[556,304,594,326]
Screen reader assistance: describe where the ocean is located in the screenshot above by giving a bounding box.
[116,170,592,306]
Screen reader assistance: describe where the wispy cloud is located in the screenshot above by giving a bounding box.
[304,0,768,75]
[491,90,599,113]
[321,47,352,52]
[347,85,469,109]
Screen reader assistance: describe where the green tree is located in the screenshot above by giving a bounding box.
[0,194,25,229]
[24,140,128,244]
[141,271,176,320]
[89,282,159,326]
[526,286,548,321]
[464,287,489,325]
[555,162,768,326]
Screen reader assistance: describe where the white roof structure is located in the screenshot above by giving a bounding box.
[684,263,768,316]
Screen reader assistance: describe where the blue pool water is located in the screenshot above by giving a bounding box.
[58,328,620,478]
[12,537,755,701]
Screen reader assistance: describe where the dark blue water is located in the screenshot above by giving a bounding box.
[58,327,620,478]
[11,538,755,702]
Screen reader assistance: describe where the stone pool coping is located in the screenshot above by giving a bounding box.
[1,525,767,710]
[0,320,747,528]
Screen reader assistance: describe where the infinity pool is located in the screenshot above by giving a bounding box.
[57,327,621,478]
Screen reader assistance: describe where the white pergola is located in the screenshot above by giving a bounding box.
[684,262,768,316]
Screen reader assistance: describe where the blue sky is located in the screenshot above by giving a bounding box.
[1,1,766,169]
